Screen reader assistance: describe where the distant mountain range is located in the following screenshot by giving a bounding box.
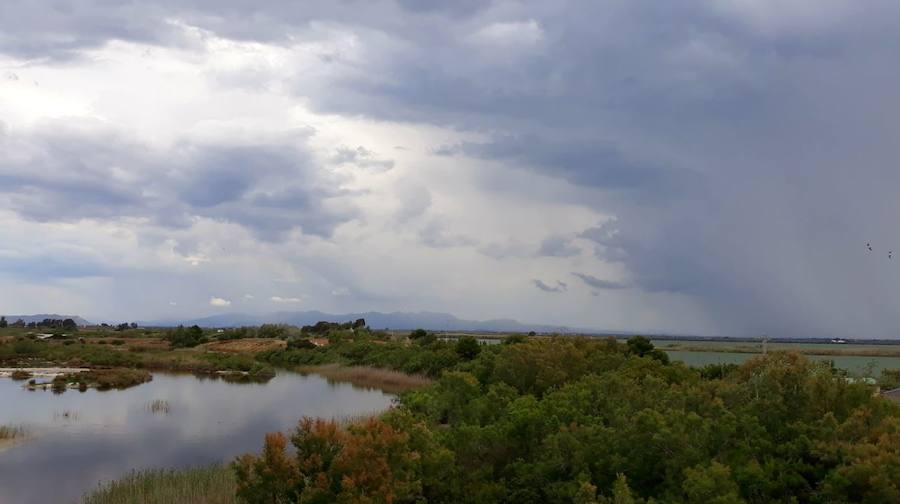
[139,310,576,333]
[0,314,92,326]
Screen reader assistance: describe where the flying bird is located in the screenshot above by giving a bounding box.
[867,243,873,252]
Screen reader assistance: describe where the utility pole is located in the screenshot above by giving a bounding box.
[762,334,769,355]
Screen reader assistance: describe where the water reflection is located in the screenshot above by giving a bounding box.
[0,371,394,504]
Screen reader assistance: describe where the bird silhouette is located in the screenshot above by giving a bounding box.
[867,242,873,252]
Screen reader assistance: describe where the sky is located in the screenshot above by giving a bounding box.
[1,1,899,337]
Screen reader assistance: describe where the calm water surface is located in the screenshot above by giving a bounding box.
[0,371,393,504]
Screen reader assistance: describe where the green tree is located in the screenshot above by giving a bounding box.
[0,316,7,328]
[455,336,481,360]
[504,334,528,345]
[682,462,745,504]
[626,336,654,357]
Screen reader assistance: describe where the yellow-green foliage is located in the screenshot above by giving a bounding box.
[81,465,236,504]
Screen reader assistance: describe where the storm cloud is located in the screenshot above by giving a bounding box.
[2,1,899,337]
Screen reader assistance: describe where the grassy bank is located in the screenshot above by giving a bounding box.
[81,465,236,504]
[297,363,432,393]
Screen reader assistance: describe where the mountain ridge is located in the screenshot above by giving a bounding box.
[138,310,576,333]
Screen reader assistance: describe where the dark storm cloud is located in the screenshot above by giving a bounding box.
[295,0,900,338]
[434,135,668,191]
[0,0,491,60]
[0,122,355,239]
[6,1,900,336]
[571,273,627,291]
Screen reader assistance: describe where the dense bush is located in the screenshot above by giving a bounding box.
[259,329,463,378]
[240,337,900,503]
[166,325,207,348]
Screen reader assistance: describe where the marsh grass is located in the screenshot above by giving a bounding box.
[81,464,237,504]
[147,399,171,414]
[0,424,26,440]
[298,364,431,393]
[334,411,387,427]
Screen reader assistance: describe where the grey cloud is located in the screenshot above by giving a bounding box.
[6,1,900,337]
[393,182,432,223]
[537,235,580,258]
[579,221,619,247]
[571,272,627,291]
[0,122,356,239]
[532,279,567,293]
[295,1,900,337]
[0,0,495,60]
[418,219,478,248]
[434,134,669,191]
[394,0,486,16]
[332,146,394,172]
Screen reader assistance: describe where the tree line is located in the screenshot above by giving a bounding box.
[235,332,900,503]
[0,317,78,331]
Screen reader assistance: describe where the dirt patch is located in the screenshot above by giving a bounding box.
[203,339,286,354]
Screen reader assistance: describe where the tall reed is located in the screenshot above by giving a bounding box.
[298,363,432,393]
[81,464,237,504]
[0,424,25,440]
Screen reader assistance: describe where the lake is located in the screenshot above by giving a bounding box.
[0,371,394,504]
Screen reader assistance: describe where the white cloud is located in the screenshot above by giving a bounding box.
[270,296,303,304]
[209,297,231,307]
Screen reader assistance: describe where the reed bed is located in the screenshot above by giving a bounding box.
[298,364,432,393]
[147,399,171,414]
[81,464,237,504]
[333,411,388,427]
[0,424,26,441]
